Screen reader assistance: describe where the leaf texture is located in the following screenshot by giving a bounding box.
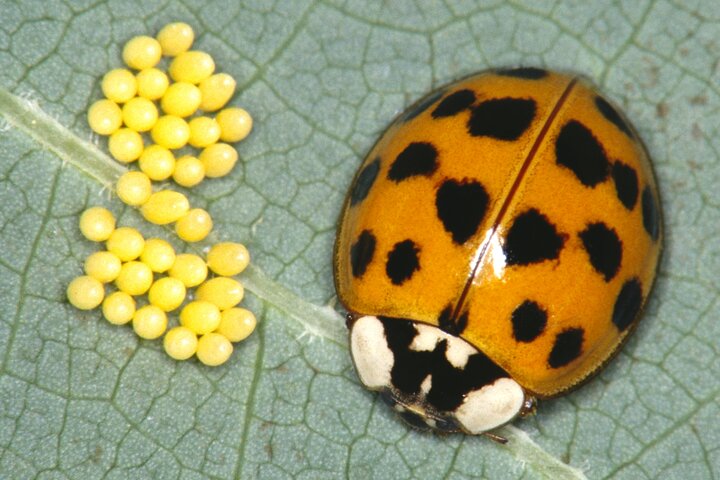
[0,1,718,479]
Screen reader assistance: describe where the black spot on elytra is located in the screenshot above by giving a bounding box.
[438,305,468,336]
[435,179,489,245]
[612,161,639,210]
[495,67,549,79]
[612,278,643,332]
[504,209,565,265]
[555,120,609,187]
[350,157,380,206]
[595,95,633,138]
[642,186,660,241]
[350,230,376,278]
[468,98,537,141]
[548,328,584,368]
[579,223,622,282]
[388,142,438,182]
[432,89,476,118]
[386,240,420,285]
[379,317,509,412]
[399,88,446,123]
[511,300,547,342]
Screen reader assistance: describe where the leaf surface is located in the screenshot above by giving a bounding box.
[1,2,717,479]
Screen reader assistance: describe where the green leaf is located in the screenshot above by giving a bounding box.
[0,2,715,479]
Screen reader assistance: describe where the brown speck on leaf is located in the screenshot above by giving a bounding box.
[265,443,274,459]
[91,445,103,464]
[690,94,707,105]
[642,62,660,87]
[692,123,703,140]
[656,102,668,118]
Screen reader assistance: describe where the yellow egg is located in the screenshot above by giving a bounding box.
[79,207,116,242]
[115,261,154,296]
[140,238,176,273]
[157,22,194,57]
[108,128,144,163]
[199,143,238,178]
[168,253,207,287]
[136,68,169,100]
[106,227,145,262]
[67,275,105,310]
[196,333,233,366]
[132,305,167,339]
[175,208,213,242]
[199,73,236,112]
[216,107,252,143]
[215,308,256,342]
[122,35,162,70]
[161,82,202,117]
[102,291,136,325]
[122,96,158,132]
[140,190,190,225]
[180,300,221,335]
[84,251,122,283]
[87,99,122,135]
[195,277,244,310]
[101,68,137,103]
[138,144,176,181]
[206,242,249,276]
[151,115,190,150]
[116,171,152,206]
[172,155,205,187]
[148,276,186,312]
[169,51,215,84]
[188,116,221,148]
[163,326,198,360]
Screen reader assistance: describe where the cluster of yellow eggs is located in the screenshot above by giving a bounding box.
[116,173,213,242]
[87,21,252,188]
[69,22,257,367]
[67,207,256,366]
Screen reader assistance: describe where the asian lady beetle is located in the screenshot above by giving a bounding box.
[334,67,661,439]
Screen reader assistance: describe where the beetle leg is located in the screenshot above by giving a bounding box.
[483,431,508,444]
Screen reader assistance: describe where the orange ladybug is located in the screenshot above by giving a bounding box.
[334,67,662,439]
